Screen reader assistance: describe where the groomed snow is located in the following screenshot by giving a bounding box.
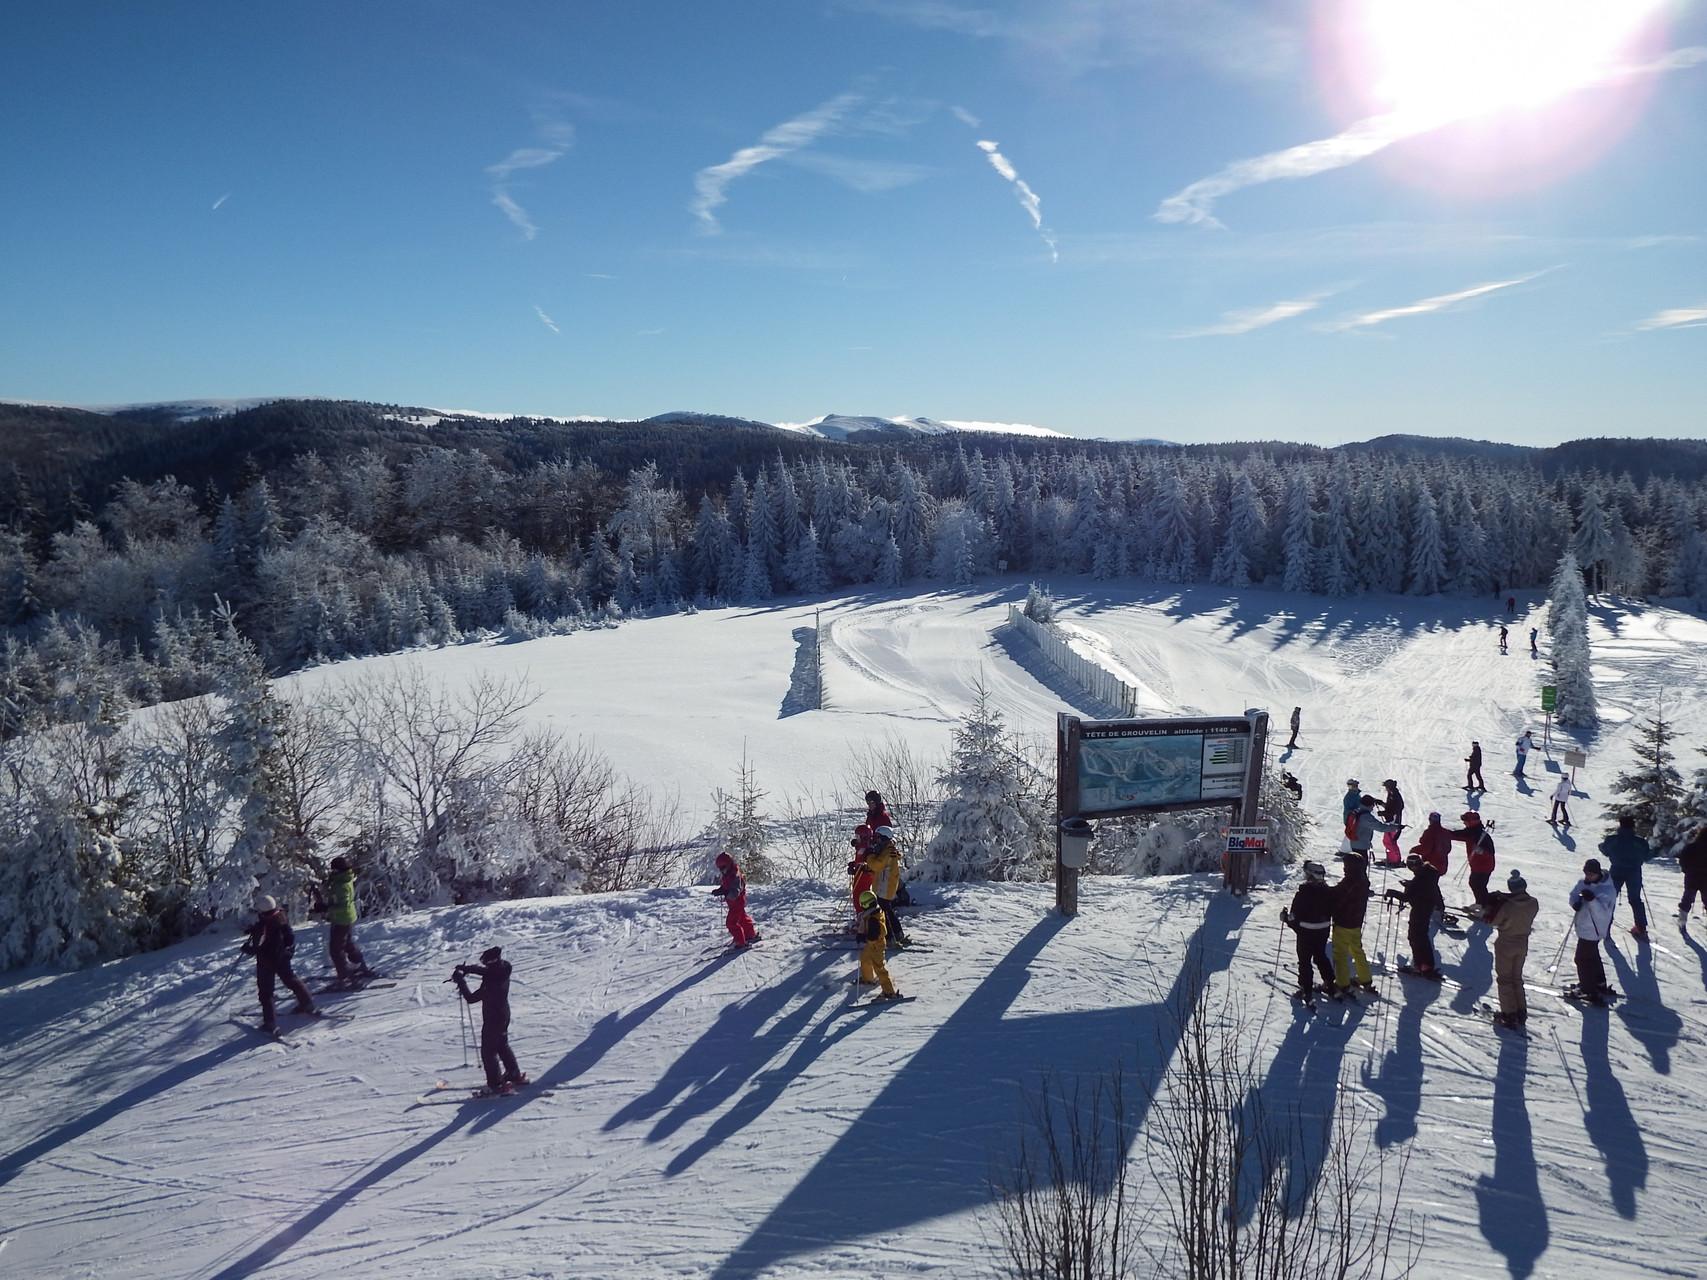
[4,583,1706,1278]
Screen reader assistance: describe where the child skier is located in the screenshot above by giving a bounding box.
[855,889,903,999]
[1485,871,1539,1028]
[711,851,760,948]
[1464,742,1485,792]
[1330,851,1375,995]
[1378,780,1406,865]
[1600,814,1654,938]
[242,896,319,1035]
[1548,776,1573,827]
[866,826,911,947]
[863,790,894,831]
[1450,811,1497,907]
[1281,861,1336,1002]
[454,946,525,1096]
[1568,859,1617,1003]
[314,855,372,984]
[1385,853,1444,977]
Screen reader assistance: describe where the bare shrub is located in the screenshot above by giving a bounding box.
[845,731,944,850]
[774,788,861,882]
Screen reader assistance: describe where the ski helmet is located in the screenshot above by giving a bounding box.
[1582,858,1603,877]
[874,825,896,841]
[715,852,734,868]
[1427,811,1442,823]
[865,790,881,805]
[480,946,502,964]
[1405,853,1423,869]
[858,890,877,908]
[254,894,277,913]
[330,856,349,872]
[1460,811,1479,823]
[1302,860,1327,881]
[1360,794,1379,807]
[1382,779,1397,789]
[1507,870,1527,893]
[1345,778,1360,789]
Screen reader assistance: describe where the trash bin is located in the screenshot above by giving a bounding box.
[1059,817,1093,870]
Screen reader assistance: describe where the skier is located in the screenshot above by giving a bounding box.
[1548,775,1573,827]
[1568,860,1617,1003]
[453,946,525,1096]
[1286,706,1301,750]
[1678,822,1707,920]
[1347,793,1401,861]
[866,826,912,946]
[1449,811,1498,907]
[1330,851,1375,995]
[1281,861,1336,1002]
[1341,779,1363,824]
[855,889,903,999]
[1415,811,1452,876]
[1506,595,1516,616]
[863,790,894,831]
[1514,730,1534,778]
[1529,627,1539,657]
[1599,814,1654,938]
[1377,780,1406,865]
[1498,625,1509,655]
[1485,870,1539,1028]
[1465,742,1485,792]
[314,855,372,984]
[243,896,318,1035]
[710,851,760,948]
[1384,853,1444,977]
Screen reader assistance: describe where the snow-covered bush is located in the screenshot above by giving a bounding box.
[706,747,774,884]
[1083,809,1227,877]
[916,683,1053,882]
[1023,582,1056,626]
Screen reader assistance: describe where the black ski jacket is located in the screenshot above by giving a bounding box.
[1391,867,1444,915]
[244,914,296,967]
[1330,864,1372,928]
[458,959,513,1028]
[1380,790,1405,826]
[1681,828,1707,876]
[1287,881,1335,931]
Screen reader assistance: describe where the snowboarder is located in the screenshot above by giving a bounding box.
[1286,706,1301,750]
[866,826,911,946]
[1548,776,1573,827]
[711,851,760,948]
[314,856,372,983]
[1330,851,1375,995]
[1465,742,1485,792]
[1568,860,1617,1002]
[454,946,525,1096]
[1600,814,1654,938]
[1679,823,1707,920]
[1485,870,1539,1027]
[1498,625,1509,654]
[1449,811,1498,907]
[1514,731,1534,778]
[1347,793,1401,861]
[1529,627,1539,657]
[1385,853,1444,976]
[1378,780,1406,865]
[1281,861,1336,1001]
[855,889,903,999]
[1414,811,1452,876]
[242,896,318,1035]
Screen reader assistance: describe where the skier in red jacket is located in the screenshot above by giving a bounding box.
[1414,812,1452,876]
[1449,812,1497,906]
[864,791,894,831]
[711,852,760,948]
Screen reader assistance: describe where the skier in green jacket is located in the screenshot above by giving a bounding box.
[316,856,373,983]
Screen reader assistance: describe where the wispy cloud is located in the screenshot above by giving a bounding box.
[975,139,1057,261]
[533,305,560,335]
[1158,43,1707,228]
[1325,272,1550,332]
[1635,305,1707,331]
[950,104,981,128]
[1175,291,1333,338]
[785,151,932,193]
[637,327,666,336]
[585,272,616,280]
[487,109,575,240]
[211,192,230,211]
[691,91,864,233]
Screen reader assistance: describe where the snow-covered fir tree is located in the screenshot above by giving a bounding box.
[1603,697,1684,844]
[1548,552,1598,729]
[709,747,772,884]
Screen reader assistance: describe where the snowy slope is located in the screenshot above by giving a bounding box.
[5,584,1707,1279]
[773,413,1064,440]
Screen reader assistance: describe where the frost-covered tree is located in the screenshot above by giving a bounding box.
[1573,493,1612,595]
[209,603,292,916]
[930,499,987,586]
[708,745,772,884]
[784,520,828,594]
[1603,697,1684,844]
[1281,471,1315,594]
[875,533,904,587]
[917,680,1051,882]
[1211,473,1264,588]
[1406,485,1446,595]
[1548,552,1597,729]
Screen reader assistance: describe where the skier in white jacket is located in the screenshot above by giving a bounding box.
[1568,858,1617,1002]
[1548,775,1573,827]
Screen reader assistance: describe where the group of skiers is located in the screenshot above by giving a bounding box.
[845,791,910,1000]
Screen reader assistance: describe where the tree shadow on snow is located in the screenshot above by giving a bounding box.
[1604,939,1683,1075]
[1359,974,1443,1149]
[1575,1005,1648,1218]
[1475,1032,1549,1279]
[709,896,1248,1279]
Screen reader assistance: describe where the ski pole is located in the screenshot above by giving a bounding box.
[1544,920,1573,974]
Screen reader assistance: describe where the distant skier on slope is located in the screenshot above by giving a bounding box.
[866,827,912,947]
[711,851,760,948]
[1464,741,1485,792]
[1385,853,1444,977]
[243,896,318,1035]
[1568,860,1617,1003]
[1378,780,1406,865]
[1514,730,1535,778]
[1529,627,1539,656]
[1507,595,1517,616]
[1548,775,1574,827]
[1680,823,1707,921]
[1600,814,1654,939]
[1281,861,1336,1002]
[312,856,373,985]
[1414,811,1452,876]
[1484,871,1539,1028]
[1449,811,1497,907]
[855,889,904,1000]
[1330,851,1375,996]
[1286,706,1301,750]
[454,946,526,1096]
[1498,625,1509,654]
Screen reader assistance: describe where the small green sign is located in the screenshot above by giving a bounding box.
[1541,685,1557,712]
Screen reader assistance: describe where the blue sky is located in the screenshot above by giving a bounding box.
[3,0,1704,444]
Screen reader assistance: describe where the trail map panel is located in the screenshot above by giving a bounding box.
[1073,717,1254,817]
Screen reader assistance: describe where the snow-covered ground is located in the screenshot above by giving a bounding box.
[5,582,1707,1278]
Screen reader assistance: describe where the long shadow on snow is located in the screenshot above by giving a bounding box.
[1605,939,1682,1074]
[0,1034,259,1189]
[710,894,1247,1280]
[1475,1031,1549,1279]
[1448,923,1495,1016]
[988,623,1120,719]
[1360,973,1443,1149]
[1680,923,1707,995]
[1576,1002,1648,1218]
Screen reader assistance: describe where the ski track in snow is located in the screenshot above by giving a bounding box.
[3,579,1707,1278]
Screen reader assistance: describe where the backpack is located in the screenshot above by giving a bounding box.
[1345,812,1360,841]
